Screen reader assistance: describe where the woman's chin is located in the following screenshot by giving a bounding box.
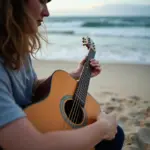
[24,24,38,34]
[37,22,41,26]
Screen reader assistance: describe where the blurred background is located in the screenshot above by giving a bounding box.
[37,0,150,64]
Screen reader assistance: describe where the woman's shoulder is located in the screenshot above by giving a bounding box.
[0,58,11,86]
[0,55,35,80]
[0,57,7,74]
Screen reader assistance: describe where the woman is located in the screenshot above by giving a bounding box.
[0,0,125,150]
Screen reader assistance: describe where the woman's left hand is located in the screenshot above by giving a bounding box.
[71,56,101,79]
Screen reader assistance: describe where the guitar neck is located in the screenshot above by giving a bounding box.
[74,48,96,107]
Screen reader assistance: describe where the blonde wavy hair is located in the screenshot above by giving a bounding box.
[0,0,42,70]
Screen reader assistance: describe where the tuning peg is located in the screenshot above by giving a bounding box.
[82,37,86,42]
[88,37,91,44]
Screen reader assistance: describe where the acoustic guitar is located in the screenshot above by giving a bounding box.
[24,37,101,150]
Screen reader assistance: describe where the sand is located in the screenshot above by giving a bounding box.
[32,59,150,149]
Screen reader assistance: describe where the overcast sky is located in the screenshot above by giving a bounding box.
[47,0,150,16]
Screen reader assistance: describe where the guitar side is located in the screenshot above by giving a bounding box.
[25,70,100,131]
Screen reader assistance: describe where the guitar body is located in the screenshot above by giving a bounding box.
[24,70,100,150]
[25,37,100,150]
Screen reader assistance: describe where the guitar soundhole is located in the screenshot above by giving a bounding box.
[65,100,84,124]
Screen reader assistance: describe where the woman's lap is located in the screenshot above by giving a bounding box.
[95,125,125,150]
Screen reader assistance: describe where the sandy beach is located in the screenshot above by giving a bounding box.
[32,59,150,149]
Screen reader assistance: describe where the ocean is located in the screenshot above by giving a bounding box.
[36,16,150,64]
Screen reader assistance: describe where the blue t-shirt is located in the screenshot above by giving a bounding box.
[0,56,37,128]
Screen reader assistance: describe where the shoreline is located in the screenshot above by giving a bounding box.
[32,57,150,65]
[32,59,150,101]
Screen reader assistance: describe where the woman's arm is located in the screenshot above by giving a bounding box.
[0,117,108,150]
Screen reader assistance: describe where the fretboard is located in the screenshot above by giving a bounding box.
[74,48,96,107]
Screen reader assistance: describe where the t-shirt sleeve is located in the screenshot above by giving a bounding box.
[32,63,37,81]
[0,66,26,128]
[28,55,37,81]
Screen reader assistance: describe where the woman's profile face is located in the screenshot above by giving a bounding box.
[26,0,50,32]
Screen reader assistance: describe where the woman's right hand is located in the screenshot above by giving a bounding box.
[97,111,118,141]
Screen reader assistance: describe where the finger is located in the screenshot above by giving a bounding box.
[90,60,100,65]
[90,65,101,70]
[108,136,114,140]
[91,66,101,71]
[90,59,100,64]
[90,63,100,68]
[115,130,118,135]
[113,132,117,138]
[80,56,88,65]
[92,68,101,74]
[90,58,95,61]
[106,136,115,141]
[91,71,100,77]
[90,60,100,64]
[110,133,116,140]
[91,68,101,77]
[111,135,116,140]
[95,67,101,71]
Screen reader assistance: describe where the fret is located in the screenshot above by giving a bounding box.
[74,93,83,100]
[73,95,86,107]
[74,93,86,103]
[74,44,96,107]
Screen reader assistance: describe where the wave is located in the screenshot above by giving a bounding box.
[45,16,150,28]
[46,31,75,35]
[81,21,150,28]
[44,30,150,39]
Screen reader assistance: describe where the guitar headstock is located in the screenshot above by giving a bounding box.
[82,37,96,52]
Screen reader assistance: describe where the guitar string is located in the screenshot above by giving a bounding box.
[71,78,86,124]
[73,67,91,124]
[67,75,85,126]
[69,52,93,124]
[63,79,82,129]
[65,39,94,128]
[73,72,91,125]
[67,64,88,126]
[63,61,89,129]
[70,63,91,125]
[72,41,95,125]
